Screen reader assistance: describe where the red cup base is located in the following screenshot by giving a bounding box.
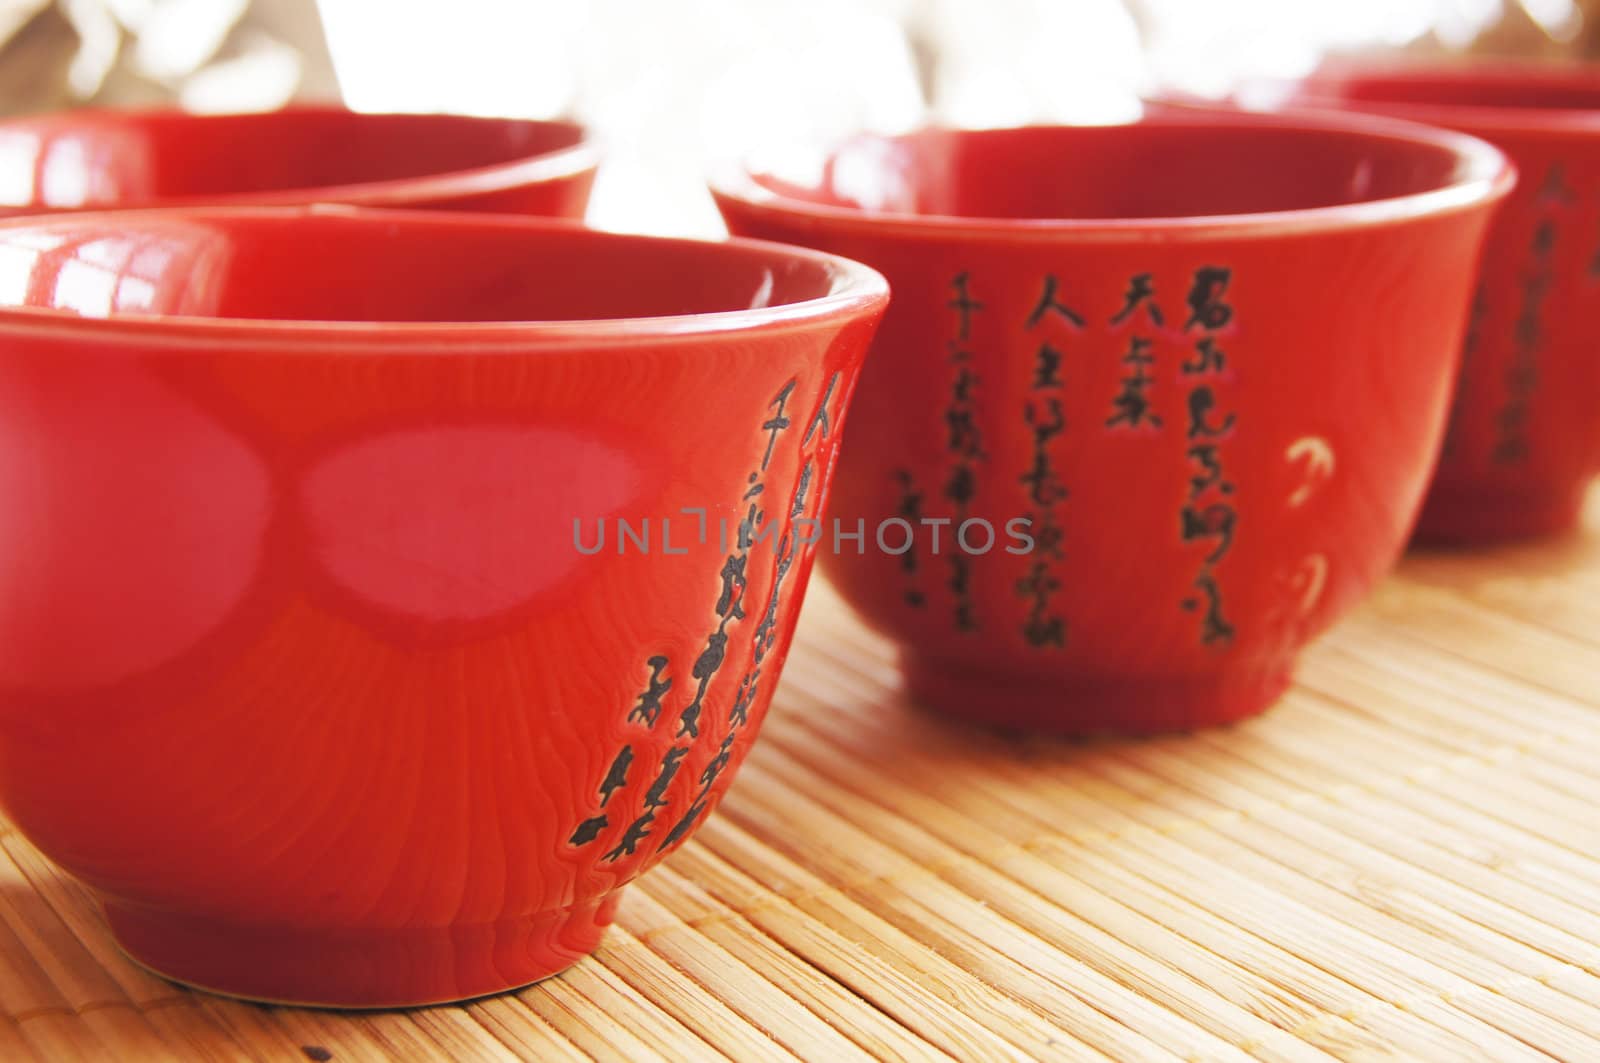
[103,890,624,1008]
[901,653,1294,736]
[1411,482,1586,546]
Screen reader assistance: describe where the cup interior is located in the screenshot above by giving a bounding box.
[0,211,860,326]
[744,120,1492,222]
[0,110,587,211]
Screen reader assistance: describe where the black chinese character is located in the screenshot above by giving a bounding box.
[946,406,984,458]
[1537,163,1576,206]
[1186,387,1236,440]
[761,380,796,471]
[700,733,736,788]
[1106,341,1162,430]
[729,669,759,727]
[716,554,748,620]
[949,272,984,340]
[1532,218,1558,259]
[1514,271,1551,352]
[1183,337,1225,375]
[1492,392,1532,464]
[1020,453,1067,507]
[1026,396,1065,442]
[604,810,655,861]
[803,372,840,446]
[1016,561,1060,602]
[951,365,979,403]
[1180,503,1237,564]
[643,745,689,809]
[628,656,674,727]
[944,462,977,507]
[1022,612,1066,649]
[894,469,923,521]
[598,745,634,807]
[1110,273,1164,327]
[1032,511,1065,561]
[737,498,766,551]
[660,801,705,851]
[679,628,729,738]
[950,554,977,632]
[1020,399,1067,506]
[1186,443,1233,498]
[1032,342,1063,389]
[893,469,922,575]
[568,814,608,847]
[1491,434,1529,465]
[1184,266,1233,331]
[1182,571,1235,646]
[1026,275,1085,329]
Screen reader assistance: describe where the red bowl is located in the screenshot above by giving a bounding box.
[713,111,1510,735]
[1229,64,1600,543]
[0,106,597,218]
[0,206,886,1006]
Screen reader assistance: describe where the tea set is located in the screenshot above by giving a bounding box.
[0,65,1591,1007]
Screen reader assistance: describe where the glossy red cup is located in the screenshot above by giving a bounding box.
[0,207,885,1006]
[0,106,596,218]
[1232,65,1600,543]
[714,112,1510,735]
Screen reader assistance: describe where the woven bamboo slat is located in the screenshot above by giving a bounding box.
[2,494,1599,1061]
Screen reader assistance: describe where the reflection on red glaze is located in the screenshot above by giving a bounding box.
[715,113,1510,735]
[301,424,638,628]
[0,107,595,218]
[0,208,887,1007]
[0,357,269,690]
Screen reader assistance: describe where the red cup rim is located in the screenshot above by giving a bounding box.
[1259,60,1600,138]
[0,105,600,212]
[708,108,1514,244]
[0,205,889,350]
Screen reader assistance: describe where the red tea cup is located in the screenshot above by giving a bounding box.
[714,111,1510,735]
[1232,64,1600,543]
[0,106,597,218]
[0,206,886,1006]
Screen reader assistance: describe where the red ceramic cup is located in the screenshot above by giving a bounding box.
[714,112,1510,735]
[0,207,885,1006]
[0,106,597,218]
[1234,65,1600,542]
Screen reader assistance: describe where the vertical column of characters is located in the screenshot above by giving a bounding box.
[1441,286,1488,461]
[944,272,986,633]
[566,377,802,861]
[658,370,844,854]
[1494,164,1573,464]
[1015,275,1083,650]
[1589,178,1600,279]
[1178,267,1238,647]
[1104,272,1165,433]
[889,469,927,609]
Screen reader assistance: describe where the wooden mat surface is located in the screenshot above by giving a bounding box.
[2,497,1598,1062]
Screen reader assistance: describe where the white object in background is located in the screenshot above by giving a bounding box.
[315,0,580,118]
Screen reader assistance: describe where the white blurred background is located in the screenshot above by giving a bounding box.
[1,0,1595,233]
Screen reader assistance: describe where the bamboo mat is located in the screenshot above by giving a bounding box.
[2,501,1599,1062]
